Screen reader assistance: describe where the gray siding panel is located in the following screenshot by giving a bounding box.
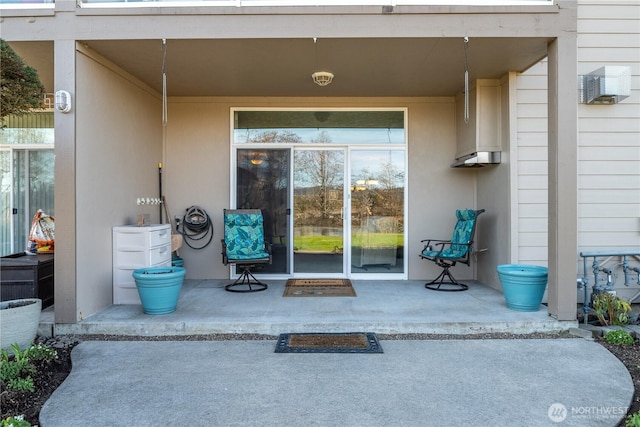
[516,0,640,292]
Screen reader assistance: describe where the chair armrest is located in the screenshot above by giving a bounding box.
[420,239,449,252]
[420,238,449,243]
[432,241,472,259]
[221,239,228,265]
[265,242,273,264]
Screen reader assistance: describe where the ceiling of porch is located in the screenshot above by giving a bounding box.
[11,37,551,98]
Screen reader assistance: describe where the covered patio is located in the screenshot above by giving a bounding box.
[40,280,575,337]
[2,1,579,327]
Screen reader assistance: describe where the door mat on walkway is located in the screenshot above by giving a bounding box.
[274,332,383,353]
[283,279,356,297]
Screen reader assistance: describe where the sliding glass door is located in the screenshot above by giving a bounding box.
[0,113,54,257]
[350,150,404,274]
[0,148,55,257]
[293,148,345,275]
[233,108,406,279]
[236,149,290,274]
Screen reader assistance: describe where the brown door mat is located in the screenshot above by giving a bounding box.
[283,279,356,297]
[274,332,383,353]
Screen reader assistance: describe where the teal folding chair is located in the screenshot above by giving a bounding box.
[221,209,272,293]
[419,209,484,291]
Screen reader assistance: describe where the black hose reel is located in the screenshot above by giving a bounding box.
[178,206,214,250]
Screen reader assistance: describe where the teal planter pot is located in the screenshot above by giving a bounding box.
[133,266,185,315]
[497,264,548,312]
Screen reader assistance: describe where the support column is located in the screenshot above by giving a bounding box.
[547,33,578,320]
[54,39,77,324]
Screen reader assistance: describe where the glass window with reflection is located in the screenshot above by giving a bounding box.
[234,110,405,145]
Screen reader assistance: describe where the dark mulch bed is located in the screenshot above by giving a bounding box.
[1,332,638,426]
[599,338,640,427]
[0,336,80,426]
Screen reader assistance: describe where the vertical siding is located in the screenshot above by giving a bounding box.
[515,0,640,293]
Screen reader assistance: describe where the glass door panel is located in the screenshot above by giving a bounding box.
[0,151,10,255]
[293,149,345,274]
[0,149,55,257]
[236,149,290,274]
[350,150,405,274]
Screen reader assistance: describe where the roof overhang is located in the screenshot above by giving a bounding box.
[10,37,551,97]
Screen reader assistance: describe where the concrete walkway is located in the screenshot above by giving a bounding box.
[40,338,633,427]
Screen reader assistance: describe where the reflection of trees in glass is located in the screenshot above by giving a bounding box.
[247,130,302,144]
[351,154,404,233]
[28,151,55,216]
[294,132,343,227]
[378,160,404,190]
[237,129,301,237]
[0,129,54,145]
[236,149,289,241]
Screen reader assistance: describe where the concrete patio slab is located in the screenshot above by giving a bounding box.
[39,280,576,337]
[40,338,633,427]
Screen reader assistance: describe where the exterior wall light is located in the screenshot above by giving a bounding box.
[54,90,72,113]
[580,66,631,104]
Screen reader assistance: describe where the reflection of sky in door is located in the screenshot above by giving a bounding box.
[234,128,405,144]
[351,151,405,187]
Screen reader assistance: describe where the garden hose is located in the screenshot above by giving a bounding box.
[178,206,214,250]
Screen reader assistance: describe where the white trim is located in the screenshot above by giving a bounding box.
[293,145,348,276]
[79,0,554,8]
[0,144,53,150]
[230,107,408,280]
[0,3,54,10]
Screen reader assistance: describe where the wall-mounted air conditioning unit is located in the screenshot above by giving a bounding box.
[580,66,631,105]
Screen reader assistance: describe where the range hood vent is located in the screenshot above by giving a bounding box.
[451,151,501,168]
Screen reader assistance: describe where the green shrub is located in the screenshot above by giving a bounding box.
[604,329,635,346]
[23,343,57,363]
[0,342,57,393]
[0,415,31,427]
[626,411,640,427]
[0,346,34,387]
[592,293,632,326]
[6,377,35,393]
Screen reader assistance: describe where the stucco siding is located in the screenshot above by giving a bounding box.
[75,48,163,319]
[475,74,514,291]
[162,97,477,281]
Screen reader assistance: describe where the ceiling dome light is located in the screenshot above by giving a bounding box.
[312,71,334,86]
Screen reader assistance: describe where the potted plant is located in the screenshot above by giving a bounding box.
[132,266,185,315]
[497,264,548,312]
[0,299,42,351]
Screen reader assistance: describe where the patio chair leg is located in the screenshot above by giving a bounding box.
[225,267,268,293]
[425,267,468,292]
